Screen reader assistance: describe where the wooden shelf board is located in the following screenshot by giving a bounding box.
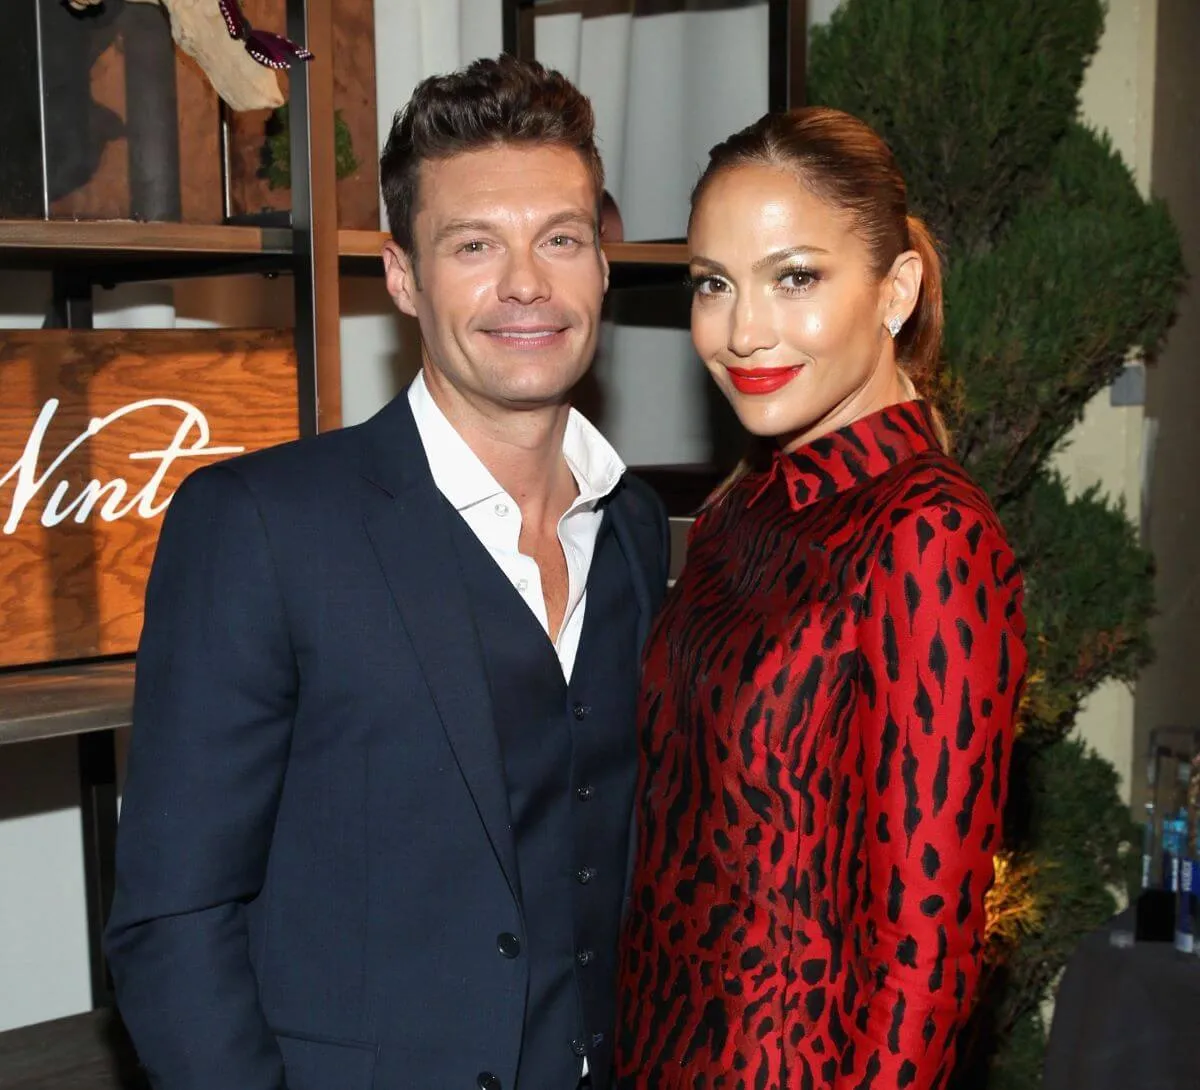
[0,223,689,276]
[336,229,687,267]
[0,1008,144,1090]
[605,241,688,266]
[0,660,135,747]
[338,228,388,260]
[0,219,292,261]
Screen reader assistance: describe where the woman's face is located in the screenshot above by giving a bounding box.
[688,163,920,450]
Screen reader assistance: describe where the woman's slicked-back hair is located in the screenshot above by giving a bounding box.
[691,106,948,451]
[379,54,604,255]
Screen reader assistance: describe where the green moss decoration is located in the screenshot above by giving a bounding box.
[260,103,359,190]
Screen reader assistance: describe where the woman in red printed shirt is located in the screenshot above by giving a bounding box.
[617,107,1027,1090]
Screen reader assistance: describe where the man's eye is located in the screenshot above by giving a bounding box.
[459,240,488,254]
[548,234,580,248]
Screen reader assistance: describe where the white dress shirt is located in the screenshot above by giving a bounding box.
[408,370,626,682]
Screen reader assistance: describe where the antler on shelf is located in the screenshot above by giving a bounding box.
[68,0,288,111]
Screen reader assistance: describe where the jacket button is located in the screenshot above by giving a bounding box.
[570,1038,587,1057]
[572,702,589,721]
[576,948,594,966]
[497,932,521,958]
[477,1074,501,1090]
[574,866,596,885]
[576,784,593,801]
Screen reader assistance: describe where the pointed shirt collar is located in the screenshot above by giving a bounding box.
[748,399,942,511]
[407,370,626,514]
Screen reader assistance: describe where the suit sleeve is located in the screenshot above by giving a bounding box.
[105,465,297,1090]
[841,507,1026,1090]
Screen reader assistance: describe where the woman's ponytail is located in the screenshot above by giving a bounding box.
[898,214,951,453]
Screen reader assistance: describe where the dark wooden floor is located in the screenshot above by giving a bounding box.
[0,1010,146,1090]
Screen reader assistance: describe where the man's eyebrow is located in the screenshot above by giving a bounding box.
[432,219,498,246]
[540,208,597,231]
[432,209,597,247]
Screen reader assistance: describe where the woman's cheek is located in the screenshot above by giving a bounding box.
[785,306,828,355]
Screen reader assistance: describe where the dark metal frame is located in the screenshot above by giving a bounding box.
[285,0,321,439]
[502,0,806,112]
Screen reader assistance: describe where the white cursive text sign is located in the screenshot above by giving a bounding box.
[1,397,245,535]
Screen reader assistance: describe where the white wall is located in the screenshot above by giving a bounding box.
[1052,0,1159,800]
[1132,0,1200,807]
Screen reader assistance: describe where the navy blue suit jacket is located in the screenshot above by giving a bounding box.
[104,391,669,1090]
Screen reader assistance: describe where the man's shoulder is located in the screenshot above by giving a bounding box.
[175,418,369,515]
[613,470,668,531]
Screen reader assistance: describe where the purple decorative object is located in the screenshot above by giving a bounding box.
[218,0,314,70]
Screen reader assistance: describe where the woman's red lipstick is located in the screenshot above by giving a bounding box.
[725,366,803,395]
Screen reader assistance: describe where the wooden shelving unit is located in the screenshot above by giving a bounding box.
[338,228,688,288]
[0,0,339,1021]
[0,219,292,259]
[0,220,689,291]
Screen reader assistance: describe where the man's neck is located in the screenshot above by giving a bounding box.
[422,369,578,527]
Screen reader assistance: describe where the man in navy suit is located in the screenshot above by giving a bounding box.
[105,55,669,1090]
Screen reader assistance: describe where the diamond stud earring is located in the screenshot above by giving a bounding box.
[886,315,903,338]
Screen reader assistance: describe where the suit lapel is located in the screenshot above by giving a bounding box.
[606,479,667,906]
[607,481,661,656]
[359,395,521,904]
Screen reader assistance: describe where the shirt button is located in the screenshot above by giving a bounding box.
[574,866,596,885]
[570,1038,587,1057]
[477,1074,501,1090]
[572,702,589,721]
[516,578,529,593]
[576,948,594,966]
[576,785,593,801]
[494,502,509,517]
[496,932,521,958]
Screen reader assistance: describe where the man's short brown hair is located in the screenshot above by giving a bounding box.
[379,54,605,254]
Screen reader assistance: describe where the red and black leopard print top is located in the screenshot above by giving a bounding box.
[616,399,1027,1090]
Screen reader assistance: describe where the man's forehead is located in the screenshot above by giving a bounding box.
[416,145,595,215]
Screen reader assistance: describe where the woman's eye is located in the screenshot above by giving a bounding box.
[779,269,817,291]
[690,275,728,297]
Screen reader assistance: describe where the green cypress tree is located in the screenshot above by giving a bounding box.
[808,1,1186,1084]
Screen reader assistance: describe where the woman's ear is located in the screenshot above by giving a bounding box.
[884,249,923,331]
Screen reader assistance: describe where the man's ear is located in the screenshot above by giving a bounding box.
[382,240,419,318]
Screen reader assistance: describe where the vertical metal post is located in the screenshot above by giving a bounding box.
[502,0,522,56]
[123,0,182,222]
[47,270,118,1010]
[286,0,342,437]
[768,0,807,112]
[78,730,119,1008]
